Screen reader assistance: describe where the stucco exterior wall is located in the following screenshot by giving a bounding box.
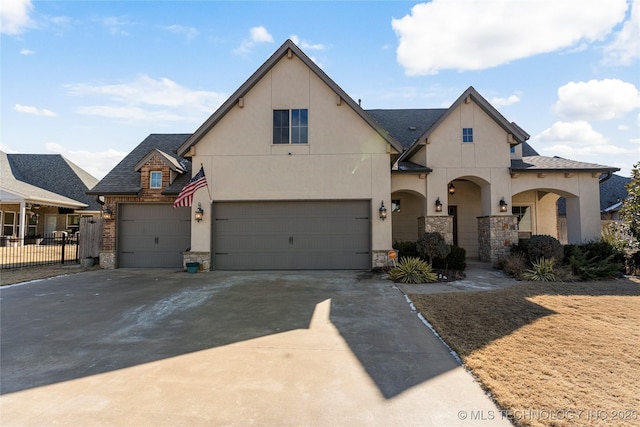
[188,54,393,261]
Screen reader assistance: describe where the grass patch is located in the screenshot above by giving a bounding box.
[410,278,640,427]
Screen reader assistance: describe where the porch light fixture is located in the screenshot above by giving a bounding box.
[379,201,387,220]
[448,183,456,195]
[195,203,204,222]
[102,207,113,220]
[499,198,508,213]
[435,197,443,212]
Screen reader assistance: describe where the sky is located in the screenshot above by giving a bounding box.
[2,0,639,180]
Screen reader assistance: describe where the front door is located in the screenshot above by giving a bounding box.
[44,215,58,236]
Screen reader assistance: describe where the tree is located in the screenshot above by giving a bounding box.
[619,162,640,246]
[417,232,451,265]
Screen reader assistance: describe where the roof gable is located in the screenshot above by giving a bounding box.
[134,148,187,173]
[89,134,192,196]
[177,39,403,156]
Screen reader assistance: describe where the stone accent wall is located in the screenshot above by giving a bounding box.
[477,215,518,263]
[418,216,454,244]
[372,250,394,269]
[183,251,210,271]
[100,250,116,269]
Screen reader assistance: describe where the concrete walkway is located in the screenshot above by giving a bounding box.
[1,269,512,426]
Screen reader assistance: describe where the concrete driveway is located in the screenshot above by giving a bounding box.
[1,269,510,426]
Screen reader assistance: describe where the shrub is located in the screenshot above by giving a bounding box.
[392,240,420,258]
[388,257,437,284]
[528,235,563,263]
[510,239,529,257]
[567,247,621,280]
[580,240,625,267]
[501,253,527,279]
[417,232,451,265]
[523,257,556,281]
[433,245,467,271]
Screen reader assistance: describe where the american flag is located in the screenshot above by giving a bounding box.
[173,166,208,208]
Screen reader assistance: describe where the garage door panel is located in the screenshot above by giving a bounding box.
[214,201,370,270]
[119,204,191,268]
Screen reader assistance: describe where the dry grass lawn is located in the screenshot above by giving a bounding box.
[410,277,640,427]
[0,264,95,286]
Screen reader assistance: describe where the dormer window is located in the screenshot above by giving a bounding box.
[273,109,308,144]
[150,171,162,188]
[462,127,473,143]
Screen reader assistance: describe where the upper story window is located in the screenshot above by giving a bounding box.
[510,146,515,153]
[462,127,473,143]
[150,171,162,188]
[273,109,308,144]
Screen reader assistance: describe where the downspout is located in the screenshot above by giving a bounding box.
[599,171,613,184]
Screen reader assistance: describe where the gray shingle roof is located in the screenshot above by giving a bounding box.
[89,134,192,196]
[1,151,88,208]
[5,152,100,210]
[366,109,447,150]
[557,173,631,215]
[511,156,619,173]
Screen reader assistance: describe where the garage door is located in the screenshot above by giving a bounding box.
[119,204,191,268]
[213,201,371,270]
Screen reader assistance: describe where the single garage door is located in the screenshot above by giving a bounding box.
[119,204,191,268]
[214,201,371,270]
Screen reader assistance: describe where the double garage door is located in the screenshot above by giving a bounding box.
[118,204,191,268]
[214,201,371,270]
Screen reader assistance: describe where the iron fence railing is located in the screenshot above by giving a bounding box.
[0,234,79,269]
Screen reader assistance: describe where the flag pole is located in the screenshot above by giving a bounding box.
[202,163,213,204]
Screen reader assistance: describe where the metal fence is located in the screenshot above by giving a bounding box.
[0,234,79,269]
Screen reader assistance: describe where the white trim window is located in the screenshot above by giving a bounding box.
[273,109,308,144]
[150,171,162,188]
[2,211,16,236]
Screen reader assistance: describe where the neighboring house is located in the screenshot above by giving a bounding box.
[90,40,618,270]
[0,151,101,244]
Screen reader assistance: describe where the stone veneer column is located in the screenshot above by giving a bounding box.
[418,216,454,244]
[183,251,211,271]
[477,216,518,263]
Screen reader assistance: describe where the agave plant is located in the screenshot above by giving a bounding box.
[523,257,556,282]
[388,257,437,284]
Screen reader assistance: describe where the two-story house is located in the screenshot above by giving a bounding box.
[90,40,618,270]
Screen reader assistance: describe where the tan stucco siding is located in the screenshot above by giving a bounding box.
[448,180,482,257]
[188,54,393,256]
[421,101,511,169]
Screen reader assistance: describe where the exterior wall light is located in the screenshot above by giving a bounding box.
[102,207,113,220]
[195,203,204,222]
[379,201,387,220]
[448,183,456,195]
[435,197,443,212]
[499,198,508,213]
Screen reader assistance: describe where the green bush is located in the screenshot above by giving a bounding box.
[388,257,437,284]
[528,235,563,263]
[523,257,556,281]
[417,232,451,265]
[580,240,625,266]
[392,240,420,258]
[433,245,466,271]
[567,247,621,280]
[510,239,529,257]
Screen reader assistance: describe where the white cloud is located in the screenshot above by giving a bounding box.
[534,120,632,157]
[45,142,127,180]
[491,94,520,107]
[234,26,274,55]
[20,48,35,55]
[392,0,628,75]
[289,35,326,51]
[603,0,640,66]
[554,79,640,120]
[66,74,227,122]
[101,16,132,36]
[14,104,57,117]
[1,0,33,35]
[164,24,198,40]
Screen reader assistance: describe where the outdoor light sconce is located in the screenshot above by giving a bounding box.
[379,201,387,220]
[448,183,456,195]
[435,197,443,212]
[102,207,113,220]
[499,198,508,213]
[195,203,204,222]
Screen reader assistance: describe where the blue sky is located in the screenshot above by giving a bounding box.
[2,0,639,179]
